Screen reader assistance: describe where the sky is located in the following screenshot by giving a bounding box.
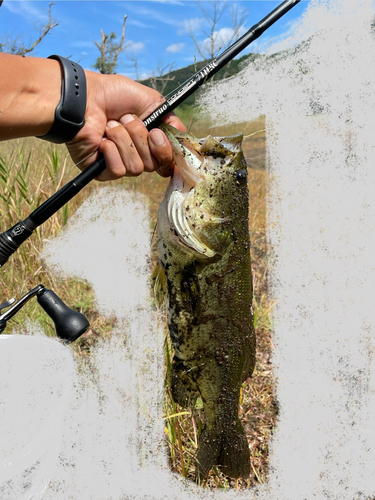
[0,0,308,80]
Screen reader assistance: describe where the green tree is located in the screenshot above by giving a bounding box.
[93,15,128,74]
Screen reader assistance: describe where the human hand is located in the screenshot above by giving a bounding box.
[66,70,186,181]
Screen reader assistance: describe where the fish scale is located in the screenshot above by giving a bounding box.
[154,124,256,482]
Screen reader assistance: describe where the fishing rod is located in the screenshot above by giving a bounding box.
[0,0,301,271]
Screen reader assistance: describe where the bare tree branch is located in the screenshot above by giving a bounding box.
[94,15,129,74]
[126,57,139,80]
[221,4,248,78]
[188,1,248,64]
[230,4,248,37]
[94,29,107,72]
[149,62,175,95]
[188,26,207,61]
[111,15,127,71]
[0,2,58,56]
[195,0,227,60]
[21,3,58,56]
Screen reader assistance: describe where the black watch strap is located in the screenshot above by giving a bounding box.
[38,55,87,144]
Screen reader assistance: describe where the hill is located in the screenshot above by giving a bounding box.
[139,53,262,108]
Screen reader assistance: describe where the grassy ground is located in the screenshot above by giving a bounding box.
[0,114,276,489]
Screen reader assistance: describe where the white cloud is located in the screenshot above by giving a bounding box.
[178,17,205,35]
[282,18,301,31]
[72,41,95,49]
[166,42,185,53]
[199,25,247,56]
[126,41,145,54]
[128,19,153,29]
[3,0,48,21]
[126,6,177,27]
[147,0,184,4]
[139,71,152,80]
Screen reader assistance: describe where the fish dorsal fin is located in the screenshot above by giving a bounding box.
[152,261,167,308]
[216,134,243,152]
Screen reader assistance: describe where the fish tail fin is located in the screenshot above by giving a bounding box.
[195,428,221,483]
[218,418,250,479]
[195,419,250,482]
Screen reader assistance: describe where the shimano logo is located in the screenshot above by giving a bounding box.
[143,104,168,127]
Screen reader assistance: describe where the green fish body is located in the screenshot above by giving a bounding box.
[155,124,256,481]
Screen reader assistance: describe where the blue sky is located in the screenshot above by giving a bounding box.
[0,1,308,80]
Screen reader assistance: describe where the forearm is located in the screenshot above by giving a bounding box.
[0,53,61,140]
[0,53,186,179]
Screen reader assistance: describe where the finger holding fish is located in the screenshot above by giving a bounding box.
[99,112,186,180]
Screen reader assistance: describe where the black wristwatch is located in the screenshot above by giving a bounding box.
[38,55,87,144]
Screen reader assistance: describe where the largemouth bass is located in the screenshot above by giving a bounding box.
[154,124,256,481]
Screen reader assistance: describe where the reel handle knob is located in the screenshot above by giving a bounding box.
[37,288,89,343]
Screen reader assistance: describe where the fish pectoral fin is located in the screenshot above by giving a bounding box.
[152,261,167,308]
[217,134,243,152]
[209,216,230,224]
[199,223,233,255]
[171,358,200,408]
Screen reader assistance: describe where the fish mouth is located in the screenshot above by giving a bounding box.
[160,123,198,145]
[160,123,205,187]
[160,123,244,188]
[159,124,216,257]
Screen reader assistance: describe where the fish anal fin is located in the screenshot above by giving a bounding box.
[242,333,256,382]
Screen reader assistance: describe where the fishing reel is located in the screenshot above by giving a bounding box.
[0,285,89,343]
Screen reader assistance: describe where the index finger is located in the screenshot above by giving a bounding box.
[153,111,186,178]
[161,111,187,133]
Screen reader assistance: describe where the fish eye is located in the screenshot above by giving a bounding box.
[235,169,247,184]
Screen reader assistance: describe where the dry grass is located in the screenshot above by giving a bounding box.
[0,114,276,489]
